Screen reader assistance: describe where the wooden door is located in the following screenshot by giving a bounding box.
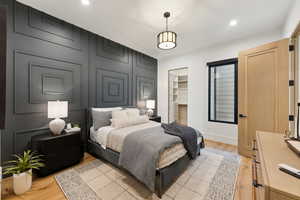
[238,39,289,157]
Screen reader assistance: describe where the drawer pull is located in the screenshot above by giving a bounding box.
[252,140,258,151]
[253,180,263,188]
[252,159,263,188]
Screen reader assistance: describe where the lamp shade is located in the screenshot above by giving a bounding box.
[48,101,68,118]
[146,100,155,109]
[157,31,177,50]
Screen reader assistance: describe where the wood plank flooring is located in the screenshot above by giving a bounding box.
[2,140,253,200]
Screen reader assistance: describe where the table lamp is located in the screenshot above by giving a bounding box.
[48,101,68,135]
[146,100,155,117]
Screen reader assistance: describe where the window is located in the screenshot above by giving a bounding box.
[208,58,238,124]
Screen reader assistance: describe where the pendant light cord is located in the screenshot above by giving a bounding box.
[166,17,168,31]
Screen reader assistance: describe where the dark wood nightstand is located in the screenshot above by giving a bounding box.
[149,116,161,123]
[31,130,84,177]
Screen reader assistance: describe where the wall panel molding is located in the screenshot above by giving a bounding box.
[14,2,81,50]
[14,50,82,114]
[28,10,74,41]
[89,34,134,108]
[29,62,74,104]
[0,6,7,129]
[136,76,156,101]
[133,51,157,107]
[96,37,129,64]
[96,68,129,107]
[136,52,157,72]
[13,127,49,153]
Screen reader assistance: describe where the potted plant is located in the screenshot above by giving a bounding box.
[3,150,44,195]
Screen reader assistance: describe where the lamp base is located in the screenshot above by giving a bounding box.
[147,109,154,117]
[49,118,65,135]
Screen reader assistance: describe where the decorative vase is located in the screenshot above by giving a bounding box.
[13,169,32,195]
[49,118,65,135]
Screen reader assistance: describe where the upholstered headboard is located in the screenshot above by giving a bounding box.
[86,106,148,139]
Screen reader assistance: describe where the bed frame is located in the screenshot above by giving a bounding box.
[86,109,202,198]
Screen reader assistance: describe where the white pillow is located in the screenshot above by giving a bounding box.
[112,110,128,119]
[111,118,130,128]
[92,107,122,112]
[129,115,149,125]
[126,108,140,118]
[111,115,149,128]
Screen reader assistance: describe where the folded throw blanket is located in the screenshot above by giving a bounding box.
[161,122,199,159]
[119,126,181,192]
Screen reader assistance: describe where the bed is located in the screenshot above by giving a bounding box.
[86,108,203,198]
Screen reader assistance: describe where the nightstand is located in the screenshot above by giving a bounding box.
[31,131,84,177]
[149,116,161,123]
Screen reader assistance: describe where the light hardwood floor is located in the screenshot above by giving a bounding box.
[2,140,253,200]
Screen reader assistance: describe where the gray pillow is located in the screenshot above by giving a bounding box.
[92,110,112,130]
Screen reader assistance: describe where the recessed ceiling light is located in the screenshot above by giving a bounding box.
[229,19,238,27]
[81,0,90,6]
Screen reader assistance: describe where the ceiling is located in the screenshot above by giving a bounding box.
[17,0,294,59]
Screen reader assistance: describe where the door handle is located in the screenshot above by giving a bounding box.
[239,114,247,118]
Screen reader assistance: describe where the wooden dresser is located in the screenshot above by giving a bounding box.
[253,132,300,200]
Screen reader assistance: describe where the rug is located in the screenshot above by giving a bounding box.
[55,148,240,200]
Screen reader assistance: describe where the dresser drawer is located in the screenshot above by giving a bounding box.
[254,185,265,200]
[253,140,260,162]
[253,139,266,200]
[255,164,266,200]
[270,192,298,200]
[254,132,300,200]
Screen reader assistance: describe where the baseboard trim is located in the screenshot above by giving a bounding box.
[203,132,237,145]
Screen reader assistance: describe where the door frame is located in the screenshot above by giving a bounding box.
[290,22,300,135]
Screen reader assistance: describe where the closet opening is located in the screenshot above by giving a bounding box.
[168,67,188,125]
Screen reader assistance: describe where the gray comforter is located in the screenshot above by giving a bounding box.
[118,125,181,192]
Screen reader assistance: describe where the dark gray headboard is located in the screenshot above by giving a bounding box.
[86,106,147,141]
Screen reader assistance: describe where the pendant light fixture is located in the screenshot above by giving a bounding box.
[157,12,177,50]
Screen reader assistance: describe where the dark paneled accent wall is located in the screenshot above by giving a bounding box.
[0,6,7,129]
[0,0,157,163]
[89,34,133,108]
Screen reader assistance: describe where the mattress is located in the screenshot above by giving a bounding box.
[90,121,202,169]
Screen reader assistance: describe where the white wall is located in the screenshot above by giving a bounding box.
[282,0,300,37]
[158,30,282,145]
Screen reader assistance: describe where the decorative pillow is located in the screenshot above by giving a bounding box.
[112,110,128,119]
[130,115,149,125]
[126,108,140,118]
[111,115,149,128]
[92,107,122,112]
[111,118,130,128]
[92,107,122,130]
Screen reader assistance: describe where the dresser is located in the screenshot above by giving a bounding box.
[253,132,300,200]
